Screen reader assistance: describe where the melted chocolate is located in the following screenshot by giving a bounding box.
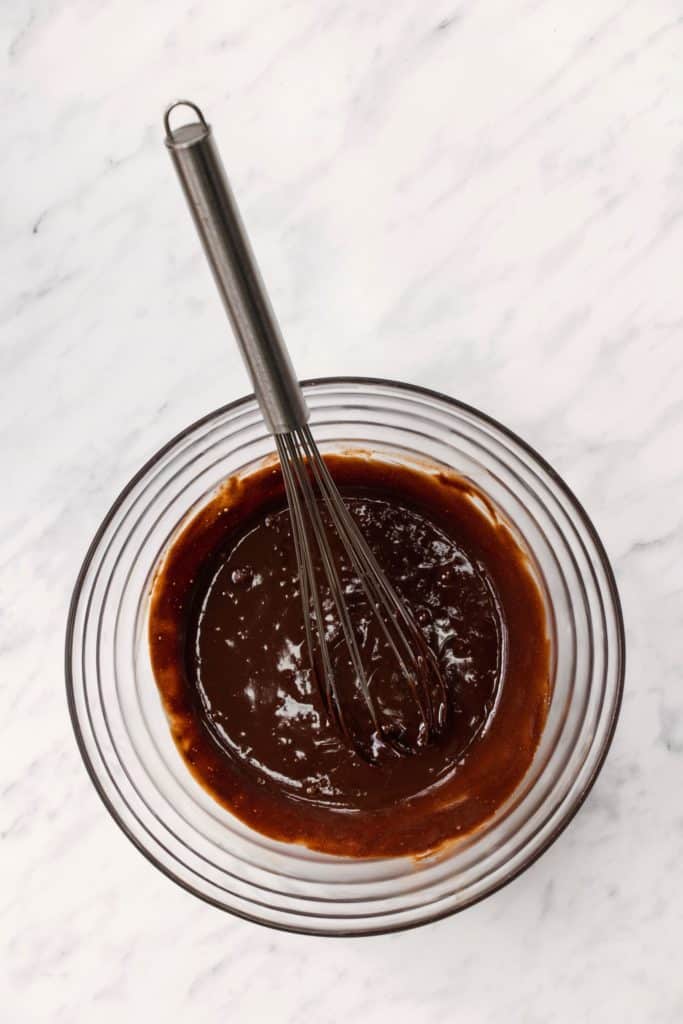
[149,454,550,857]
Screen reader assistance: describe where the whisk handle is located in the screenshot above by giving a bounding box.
[164,100,309,435]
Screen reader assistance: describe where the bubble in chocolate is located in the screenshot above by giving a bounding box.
[415,606,432,627]
[231,566,253,588]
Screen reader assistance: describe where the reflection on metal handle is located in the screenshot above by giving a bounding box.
[163,100,308,435]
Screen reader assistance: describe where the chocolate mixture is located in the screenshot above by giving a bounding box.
[149,454,550,857]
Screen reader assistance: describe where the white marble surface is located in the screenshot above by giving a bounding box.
[3,0,683,1019]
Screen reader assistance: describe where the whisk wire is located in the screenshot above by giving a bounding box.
[275,436,337,724]
[291,432,381,733]
[276,425,448,753]
[277,432,383,743]
[298,428,434,736]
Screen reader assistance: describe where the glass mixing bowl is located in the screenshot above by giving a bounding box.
[66,378,624,935]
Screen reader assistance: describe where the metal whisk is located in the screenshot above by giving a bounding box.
[164,101,448,757]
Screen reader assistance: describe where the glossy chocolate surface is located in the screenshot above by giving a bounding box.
[149,454,550,857]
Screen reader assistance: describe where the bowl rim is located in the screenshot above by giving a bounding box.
[65,375,625,937]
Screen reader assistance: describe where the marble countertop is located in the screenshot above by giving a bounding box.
[3,1,682,1020]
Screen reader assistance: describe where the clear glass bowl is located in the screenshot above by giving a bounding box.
[66,378,624,936]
